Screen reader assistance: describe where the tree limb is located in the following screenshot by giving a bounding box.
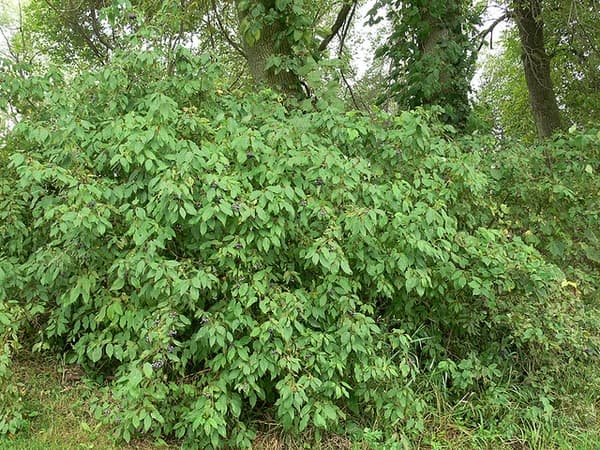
[42,0,107,62]
[89,5,114,51]
[476,12,510,51]
[337,0,357,56]
[211,1,247,59]
[318,1,356,52]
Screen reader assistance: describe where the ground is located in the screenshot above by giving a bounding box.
[1,352,598,449]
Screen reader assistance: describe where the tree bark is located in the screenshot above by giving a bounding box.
[236,1,305,98]
[513,0,562,139]
[414,2,471,127]
[420,12,452,102]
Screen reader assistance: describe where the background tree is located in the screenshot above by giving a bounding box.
[235,0,312,97]
[475,1,599,140]
[369,0,480,127]
[235,0,358,97]
[512,0,562,139]
[476,31,538,142]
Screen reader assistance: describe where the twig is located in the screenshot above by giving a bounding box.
[339,68,370,114]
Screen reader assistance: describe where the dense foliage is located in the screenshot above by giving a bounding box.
[1,36,598,447]
[482,130,600,299]
[1,0,599,448]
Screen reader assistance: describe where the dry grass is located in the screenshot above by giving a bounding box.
[253,428,354,450]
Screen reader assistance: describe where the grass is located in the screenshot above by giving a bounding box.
[0,353,167,450]
[1,353,598,449]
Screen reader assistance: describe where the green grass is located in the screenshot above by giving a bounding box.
[1,353,598,450]
[0,353,167,450]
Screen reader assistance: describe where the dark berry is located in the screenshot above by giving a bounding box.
[151,360,164,369]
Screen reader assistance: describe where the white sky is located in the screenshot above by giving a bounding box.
[0,0,24,57]
[349,1,383,79]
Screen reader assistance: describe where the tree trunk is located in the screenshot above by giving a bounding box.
[513,0,562,139]
[236,1,305,98]
[415,2,471,127]
[421,15,451,100]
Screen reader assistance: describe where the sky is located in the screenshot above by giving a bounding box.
[0,0,23,57]
[349,1,385,79]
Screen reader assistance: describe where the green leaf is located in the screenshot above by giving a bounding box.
[142,362,153,378]
[0,313,11,326]
[87,346,102,362]
[340,259,352,275]
[110,278,125,291]
[313,412,326,428]
[10,153,25,167]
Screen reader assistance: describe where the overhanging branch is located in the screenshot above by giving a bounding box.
[211,1,246,58]
[318,1,357,52]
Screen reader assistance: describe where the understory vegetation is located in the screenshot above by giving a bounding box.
[0,0,599,448]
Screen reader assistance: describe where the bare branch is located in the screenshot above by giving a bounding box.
[339,68,370,113]
[0,26,18,61]
[476,12,510,51]
[318,1,356,52]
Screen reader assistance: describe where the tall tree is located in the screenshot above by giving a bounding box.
[370,0,479,126]
[476,0,598,139]
[512,0,562,139]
